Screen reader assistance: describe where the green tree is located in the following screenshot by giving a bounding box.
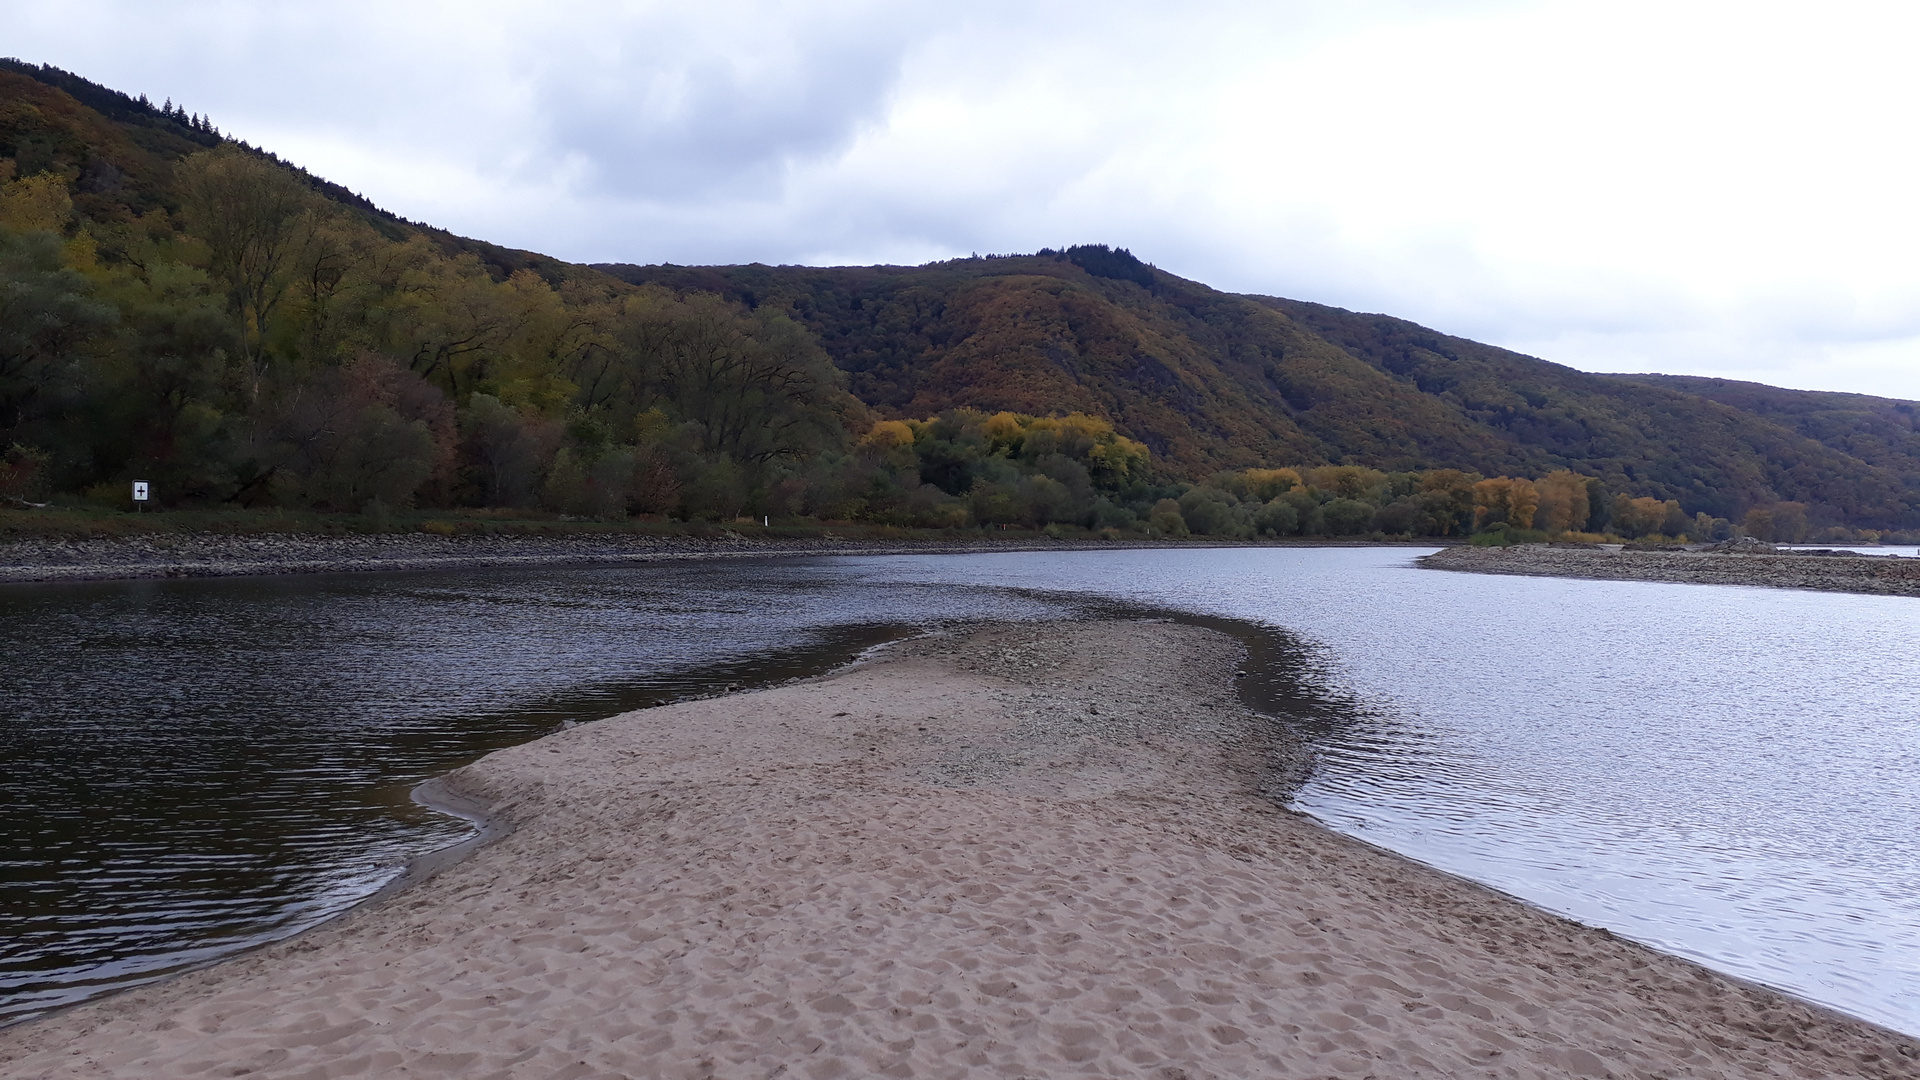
[1320,497,1375,535]
[175,148,321,375]
[0,230,115,445]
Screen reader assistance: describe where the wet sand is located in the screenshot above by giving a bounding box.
[3,621,1914,1078]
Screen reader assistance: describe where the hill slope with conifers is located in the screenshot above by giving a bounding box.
[4,58,1918,538]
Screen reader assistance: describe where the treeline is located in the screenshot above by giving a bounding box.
[0,148,852,518]
[823,423,1841,543]
[0,150,1159,527]
[1141,465,1817,543]
[0,143,1891,543]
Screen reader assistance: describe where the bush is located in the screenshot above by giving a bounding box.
[1148,498,1189,537]
[1091,497,1136,531]
[680,458,745,521]
[1178,487,1236,535]
[1320,498,1375,535]
[0,444,52,503]
[1254,498,1299,536]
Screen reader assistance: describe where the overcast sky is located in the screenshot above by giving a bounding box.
[11,1,1920,397]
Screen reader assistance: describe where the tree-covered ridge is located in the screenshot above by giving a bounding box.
[1606,373,1920,488]
[600,254,1521,476]
[603,256,1920,528]
[3,62,1918,538]
[1256,298,1917,525]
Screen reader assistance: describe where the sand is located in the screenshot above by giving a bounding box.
[3,620,1915,1079]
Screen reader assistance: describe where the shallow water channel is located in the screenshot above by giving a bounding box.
[3,548,1917,1036]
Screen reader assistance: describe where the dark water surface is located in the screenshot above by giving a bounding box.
[5,548,1919,1038]
[0,562,1066,1024]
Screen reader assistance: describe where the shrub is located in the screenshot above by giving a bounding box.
[1320,498,1375,535]
[1148,498,1189,537]
[1254,498,1300,536]
[1178,487,1236,535]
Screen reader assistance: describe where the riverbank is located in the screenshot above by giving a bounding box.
[0,531,1134,584]
[4,620,1911,1078]
[1423,543,1920,597]
[0,532,1451,585]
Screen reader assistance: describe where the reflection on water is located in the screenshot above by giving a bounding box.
[827,549,1920,1035]
[0,564,1065,1024]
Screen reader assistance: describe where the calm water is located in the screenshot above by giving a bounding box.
[4,549,1917,1037]
[0,564,1067,1023]
[827,549,1920,1034]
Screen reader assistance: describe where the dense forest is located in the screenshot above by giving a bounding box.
[2,59,1915,543]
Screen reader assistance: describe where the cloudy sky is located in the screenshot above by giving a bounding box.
[12,1,1920,397]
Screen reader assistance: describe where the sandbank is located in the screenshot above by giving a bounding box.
[1424,544,1920,598]
[3,620,1914,1078]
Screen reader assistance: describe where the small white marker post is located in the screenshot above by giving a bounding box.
[132,480,149,513]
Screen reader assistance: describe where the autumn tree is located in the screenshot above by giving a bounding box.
[175,148,321,372]
[1473,477,1539,530]
[1611,495,1673,538]
[1306,465,1386,500]
[1535,469,1591,533]
[1242,467,1302,501]
[1743,501,1808,542]
[0,162,74,233]
[612,292,847,465]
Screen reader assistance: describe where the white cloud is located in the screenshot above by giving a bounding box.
[10,0,1920,395]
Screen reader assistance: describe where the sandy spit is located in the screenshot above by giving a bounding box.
[4,620,1914,1079]
[1423,544,1920,598]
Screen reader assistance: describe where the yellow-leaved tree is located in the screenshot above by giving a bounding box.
[1473,477,1539,529]
[0,162,74,234]
[1534,470,1591,533]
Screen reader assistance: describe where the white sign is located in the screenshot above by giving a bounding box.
[132,481,149,502]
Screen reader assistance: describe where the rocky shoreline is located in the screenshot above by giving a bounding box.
[0,531,1140,584]
[1423,543,1920,597]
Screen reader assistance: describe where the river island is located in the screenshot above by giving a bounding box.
[1424,542,1920,598]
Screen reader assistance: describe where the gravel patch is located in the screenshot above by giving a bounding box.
[1424,543,1920,597]
[0,533,1164,584]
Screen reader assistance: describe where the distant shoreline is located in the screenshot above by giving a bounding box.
[1423,543,1920,597]
[0,533,1440,585]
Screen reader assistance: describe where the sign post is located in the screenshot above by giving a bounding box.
[132,481,149,512]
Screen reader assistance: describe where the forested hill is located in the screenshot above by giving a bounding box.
[5,58,1919,537]
[1603,372,1920,481]
[599,257,1920,524]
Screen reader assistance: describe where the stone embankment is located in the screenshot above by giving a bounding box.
[0,532,1109,585]
[1424,543,1920,598]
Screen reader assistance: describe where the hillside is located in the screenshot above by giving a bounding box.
[602,255,1512,474]
[601,258,1920,526]
[1608,373,1920,488]
[3,59,1918,535]
[1256,299,1920,524]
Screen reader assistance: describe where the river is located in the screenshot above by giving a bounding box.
[3,547,1915,1035]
